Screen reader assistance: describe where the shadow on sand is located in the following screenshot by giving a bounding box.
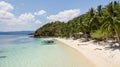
[105,45,120,51]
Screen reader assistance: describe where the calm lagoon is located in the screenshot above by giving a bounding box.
[0,35,94,67]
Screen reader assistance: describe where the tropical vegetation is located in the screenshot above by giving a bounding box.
[34,1,120,45]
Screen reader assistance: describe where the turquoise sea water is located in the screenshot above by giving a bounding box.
[0,35,94,67]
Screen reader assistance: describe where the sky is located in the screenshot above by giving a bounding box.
[0,0,117,32]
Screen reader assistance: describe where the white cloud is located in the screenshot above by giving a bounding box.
[0,10,14,19]
[0,1,15,24]
[47,9,80,22]
[0,1,14,11]
[17,13,35,24]
[0,1,43,31]
[0,12,35,25]
[35,20,42,24]
[19,13,34,21]
[0,1,35,25]
[34,10,46,16]
[0,1,15,21]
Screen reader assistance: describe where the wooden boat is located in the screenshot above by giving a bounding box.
[42,39,54,44]
[43,40,54,43]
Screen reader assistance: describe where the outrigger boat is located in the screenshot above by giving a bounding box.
[43,40,54,43]
[42,39,54,44]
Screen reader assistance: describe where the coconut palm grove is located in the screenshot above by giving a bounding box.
[34,1,120,45]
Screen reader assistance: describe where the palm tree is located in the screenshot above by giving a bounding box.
[92,1,120,44]
[82,8,99,39]
[104,2,120,43]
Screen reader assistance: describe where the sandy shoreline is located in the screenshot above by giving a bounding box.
[55,38,120,67]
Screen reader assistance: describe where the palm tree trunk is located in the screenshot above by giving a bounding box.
[115,31,120,45]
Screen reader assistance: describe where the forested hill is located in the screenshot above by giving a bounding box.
[34,21,65,37]
[34,1,120,43]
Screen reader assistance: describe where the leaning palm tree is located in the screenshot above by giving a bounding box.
[92,1,120,44]
[103,2,120,43]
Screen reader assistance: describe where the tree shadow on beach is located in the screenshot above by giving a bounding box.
[105,45,120,51]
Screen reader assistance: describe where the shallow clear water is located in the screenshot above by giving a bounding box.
[0,35,94,67]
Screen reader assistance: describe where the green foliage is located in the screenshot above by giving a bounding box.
[34,21,65,37]
[91,28,110,38]
[34,1,120,43]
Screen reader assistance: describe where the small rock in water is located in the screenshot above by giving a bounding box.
[0,56,7,58]
[0,51,4,53]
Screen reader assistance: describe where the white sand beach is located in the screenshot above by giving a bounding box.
[55,38,120,67]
